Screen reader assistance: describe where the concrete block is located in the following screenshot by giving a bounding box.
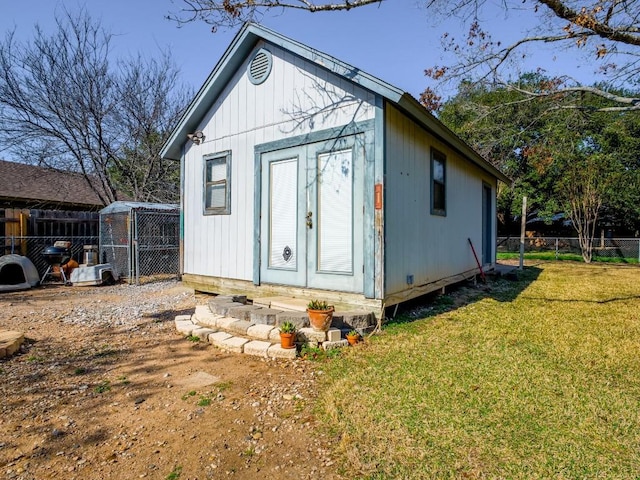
[275,311,309,329]
[209,295,246,305]
[328,312,344,328]
[247,324,275,340]
[208,331,232,347]
[175,320,195,335]
[322,339,349,350]
[244,340,272,358]
[217,316,240,329]
[190,327,216,341]
[227,320,254,336]
[296,328,327,343]
[252,297,273,309]
[227,304,262,321]
[268,328,281,342]
[209,301,244,316]
[327,328,341,342]
[340,311,376,330]
[267,344,298,359]
[193,305,219,327]
[175,314,192,322]
[250,308,283,325]
[219,336,249,353]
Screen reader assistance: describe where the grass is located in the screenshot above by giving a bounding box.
[94,380,111,394]
[498,251,639,264]
[317,262,640,479]
[166,466,182,480]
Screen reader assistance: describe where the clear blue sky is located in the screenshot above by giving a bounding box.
[1,0,591,100]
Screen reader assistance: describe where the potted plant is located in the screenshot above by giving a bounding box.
[279,321,297,349]
[307,299,335,332]
[345,329,360,346]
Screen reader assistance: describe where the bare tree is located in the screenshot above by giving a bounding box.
[169,0,640,111]
[421,0,640,111]
[111,53,191,203]
[168,0,383,29]
[0,10,189,204]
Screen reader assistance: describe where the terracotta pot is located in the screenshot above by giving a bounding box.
[280,332,296,349]
[346,334,359,346]
[307,307,334,332]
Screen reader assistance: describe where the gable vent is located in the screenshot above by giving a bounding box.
[247,49,272,85]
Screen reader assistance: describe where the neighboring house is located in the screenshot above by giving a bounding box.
[161,23,510,317]
[0,159,106,212]
[0,159,104,270]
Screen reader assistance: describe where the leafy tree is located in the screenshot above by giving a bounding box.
[169,0,640,111]
[440,75,640,261]
[0,10,189,204]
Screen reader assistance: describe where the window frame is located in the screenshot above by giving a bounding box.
[203,150,232,215]
[430,148,446,216]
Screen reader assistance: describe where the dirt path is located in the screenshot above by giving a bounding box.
[0,282,341,480]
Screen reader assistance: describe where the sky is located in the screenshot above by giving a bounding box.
[0,0,595,101]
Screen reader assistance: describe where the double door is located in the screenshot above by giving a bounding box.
[260,135,363,292]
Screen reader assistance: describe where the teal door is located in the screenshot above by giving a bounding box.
[260,135,364,293]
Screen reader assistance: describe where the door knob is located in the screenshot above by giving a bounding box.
[306,211,313,229]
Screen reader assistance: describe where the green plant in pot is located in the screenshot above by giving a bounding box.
[279,321,297,349]
[346,329,360,346]
[306,299,334,332]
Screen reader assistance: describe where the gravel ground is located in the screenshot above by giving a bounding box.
[0,280,342,480]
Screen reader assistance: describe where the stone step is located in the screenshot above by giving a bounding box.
[204,297,377,334]
[173,302,371,358]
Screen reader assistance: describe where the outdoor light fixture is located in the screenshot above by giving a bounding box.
[187,130,205,145]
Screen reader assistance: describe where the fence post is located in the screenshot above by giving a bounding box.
[519,196,527,270]
[638,238,640,264]
[555,238,559,260]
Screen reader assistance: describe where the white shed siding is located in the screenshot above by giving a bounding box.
[183,42,376,280]
[384,104,496,296]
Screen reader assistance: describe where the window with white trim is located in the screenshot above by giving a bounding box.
[431,148,446,216]
[204,151,231,215]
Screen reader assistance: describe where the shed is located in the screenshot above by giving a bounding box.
[99,201,180,284]
[161,23,509,317]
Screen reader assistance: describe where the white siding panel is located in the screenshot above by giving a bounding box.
[182,42,375,281]
[384,104,494,296]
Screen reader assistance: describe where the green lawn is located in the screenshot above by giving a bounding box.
[498,251,639,264]
[317,263,640,479]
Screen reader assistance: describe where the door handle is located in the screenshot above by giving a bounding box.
[306,211,313,229]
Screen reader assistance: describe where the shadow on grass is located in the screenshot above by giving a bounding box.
[385,265,542,327]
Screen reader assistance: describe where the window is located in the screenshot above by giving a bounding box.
[431,148,446,216]
[204,151,231,215]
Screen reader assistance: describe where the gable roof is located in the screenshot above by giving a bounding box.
[161,22,509,184]
[0,160,106,209]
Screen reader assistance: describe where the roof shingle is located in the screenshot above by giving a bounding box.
[0,160,107,209]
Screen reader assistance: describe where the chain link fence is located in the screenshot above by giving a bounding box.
[498,236,640,263]
[1,235,99,277]
[100,203,180,284]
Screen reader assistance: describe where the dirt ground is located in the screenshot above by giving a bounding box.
[0,281,342,480]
